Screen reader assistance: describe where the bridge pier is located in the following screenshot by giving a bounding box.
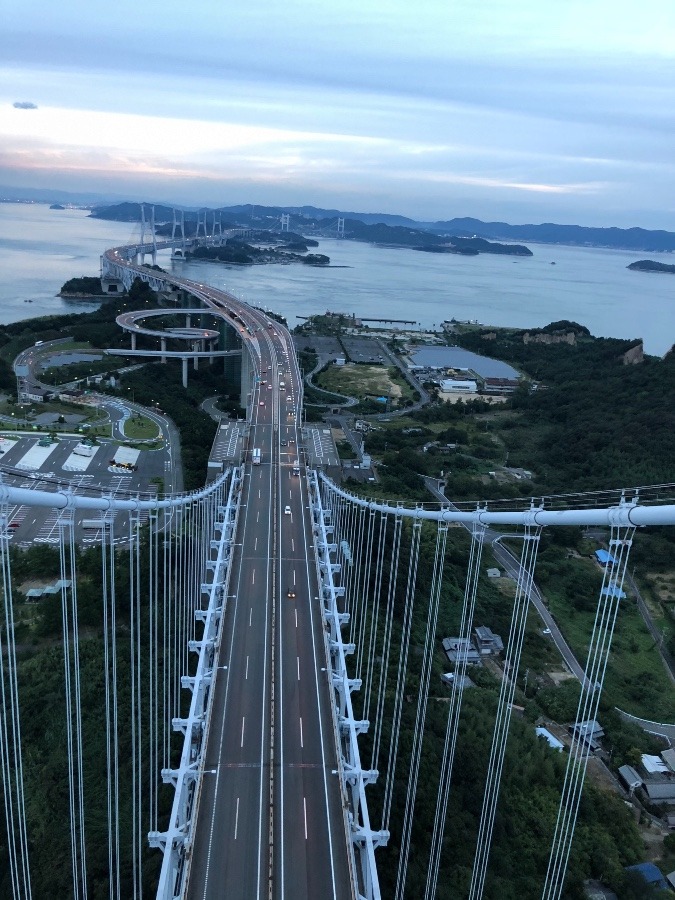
[182,357,188,388]
[161,337,167,363]
[131,332,137,351]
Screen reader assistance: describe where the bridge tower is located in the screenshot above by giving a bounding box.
[137,204,158,265]
[136,203,147,264]
[150,205,158,265]
[171,209,187,259]
[195,210,208,242]
[280,213,290,232]
[337,217,345,237]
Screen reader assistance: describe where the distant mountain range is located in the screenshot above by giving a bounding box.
[423,217,675,252]
[4,185,675,252]
[89,202,675,253]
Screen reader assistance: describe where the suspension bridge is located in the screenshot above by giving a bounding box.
[0,215,674,899]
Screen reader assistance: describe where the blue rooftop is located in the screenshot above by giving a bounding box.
[626,862,669,890]
[595,549,616,565]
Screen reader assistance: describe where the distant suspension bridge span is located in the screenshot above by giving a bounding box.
[0,218,674,899]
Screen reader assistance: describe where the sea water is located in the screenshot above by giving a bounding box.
[1,203,672,356]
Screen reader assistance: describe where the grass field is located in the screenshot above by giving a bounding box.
[543,560,675,721]
[123,414,160,440]
[317,362,415,405]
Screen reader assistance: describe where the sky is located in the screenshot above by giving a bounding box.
[2,0,675,227]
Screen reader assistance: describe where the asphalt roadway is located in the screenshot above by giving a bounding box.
[185,304,352,899]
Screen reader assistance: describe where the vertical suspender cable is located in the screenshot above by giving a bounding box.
[67,517,88,897]
[362,511,388,721]
[0,502,32,899]
[382,516,423,832]
[101,511,115,900]
[355,508,377,682]
[395,521,448,900]
[541,524,634,900]
[59,516,80,900]
[468,524,541,900]
[371,510,403,774]
[425,522,487,900]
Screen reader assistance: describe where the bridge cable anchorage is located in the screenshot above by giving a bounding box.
[541,522,635,900]
[425,520,488,900]
[468,522,542,900]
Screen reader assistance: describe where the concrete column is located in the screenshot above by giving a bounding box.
[193,343,199,370]
[131,332,137,351]
[161,337,167,363]
[240,347,252,414]
[182,358,188,388]
[185,315,192,328]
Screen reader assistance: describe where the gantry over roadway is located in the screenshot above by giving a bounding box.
[100,240,357,899]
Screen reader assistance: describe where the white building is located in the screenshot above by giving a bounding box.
[440,379,478,393]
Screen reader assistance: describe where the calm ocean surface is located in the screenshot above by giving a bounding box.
[1,203,673,355]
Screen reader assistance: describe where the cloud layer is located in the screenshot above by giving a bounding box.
[1,0,674,225]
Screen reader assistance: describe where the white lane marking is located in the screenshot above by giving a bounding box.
[294,608,297,628]
[240,716,245,748]
[297,656,300,681]
[289,490,292,500]
[249,607,252,626]
[252,570,255,585]
[303,798,308,840]
[299,717,304,748]
[245,655,249,680]
[257,511,259,522]
[259,489,261,499]
[293,569,296,585]
[291,538,295,552]
[234,797,240,839]
[254,537,258,550]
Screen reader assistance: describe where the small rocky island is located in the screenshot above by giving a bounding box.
[627,259,675,274]
[413,236,533,257]
[59,276,105,298]
[188,233,330,266]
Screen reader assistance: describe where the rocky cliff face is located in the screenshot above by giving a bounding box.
[620,341,644,365]
[522,331,576,345]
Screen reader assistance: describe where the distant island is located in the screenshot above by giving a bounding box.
[627,260,675,274]
[412,236,533,257]
[59,276,104,298]
[89,200,675,252]
[187,232,329,267]
[49,203,66,210]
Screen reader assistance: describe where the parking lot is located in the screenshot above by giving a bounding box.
[0,433,170,546]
